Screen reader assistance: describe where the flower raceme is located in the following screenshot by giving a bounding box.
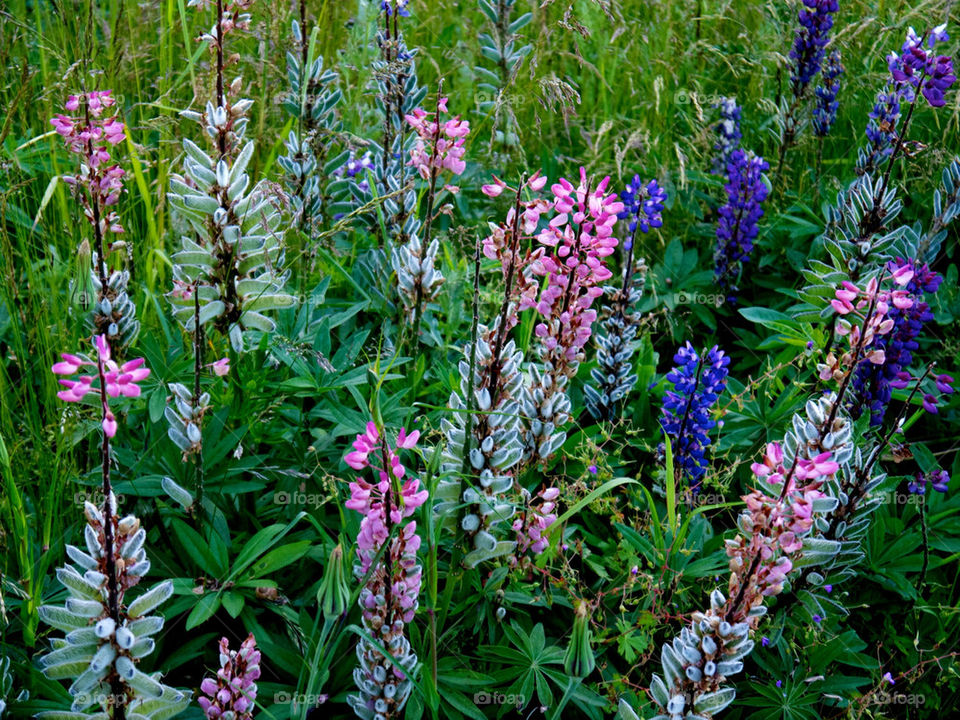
[813,50,844,137]
[888,24,956,107]
[198,634,261,720]
[660,343,730,491]
[52,335,151,438]
[730,442,835,601]
[819,270,913,383]
[711,97,742,175]
[405,97,470,184]
[344,422,426,720]
[524,168,623,360]
[713,149,769,303]
[50,91,126,238]
[618,176,666,238]
[519,168,623,464]
[847,259,949,424]
[789,0,839,96]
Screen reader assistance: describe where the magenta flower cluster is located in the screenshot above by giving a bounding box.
[523,168,623,365]
[50,90,126,237]
[344,422,427,718]
[513,487,560,556]
[730,442,837,599]
[405,97,470,182]
[52,334,151,437]
[198,634,261,720]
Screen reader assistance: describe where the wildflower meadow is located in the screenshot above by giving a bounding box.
[3,0,960,718]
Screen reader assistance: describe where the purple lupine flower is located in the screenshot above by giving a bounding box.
[335,149,376,194]
[789,0,840,96]
[198,634,261,720]
[909,469,951,494]
[381,0,410,16]
[761,636,770,647]
[618,176,666,240]
[659,343,730,491]
[883,671,895,685]
[859,86,902,174]
[888,25,956,107]
[813,50,844,136]
[713,149,769,303]
[848,258,942,426]
[711,96,742,175]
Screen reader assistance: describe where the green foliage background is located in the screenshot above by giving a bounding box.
[1,1,959,719]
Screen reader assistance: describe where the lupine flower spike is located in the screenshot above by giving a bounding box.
[37,493,187,719]
[437,173,555,567]
[711,98,742,175]
[813,50,844,138]
[521,168,623,465]
[198,635,261,720]
[585,177,665,421]
[395,93,469,337]
[660,344,730,492]
[777,0,839,173]
[714,149,769,303]
[344,422,427,719]
[51,91,140,349]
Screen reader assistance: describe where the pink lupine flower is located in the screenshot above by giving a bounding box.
[405,97,470,183]
[198,634,261,720]
[513,486,560,557]
[52,335,150,438]
[49,91,126,239]
[482,176,507,197]
[209,357,230,376]
[726,442,833,604]
[344,421,426,717]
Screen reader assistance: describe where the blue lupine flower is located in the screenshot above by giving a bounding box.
[858,86,902,173]
[848,258,942,426]
[659,343,730,491]
[711,97,742,175]
[381,0,410,16]
[908,470,950,494]
[618,177,666,239]
[888,25,956,107]
[713,149,769,304]
[813,50,844,136]
[789,0,840,95]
